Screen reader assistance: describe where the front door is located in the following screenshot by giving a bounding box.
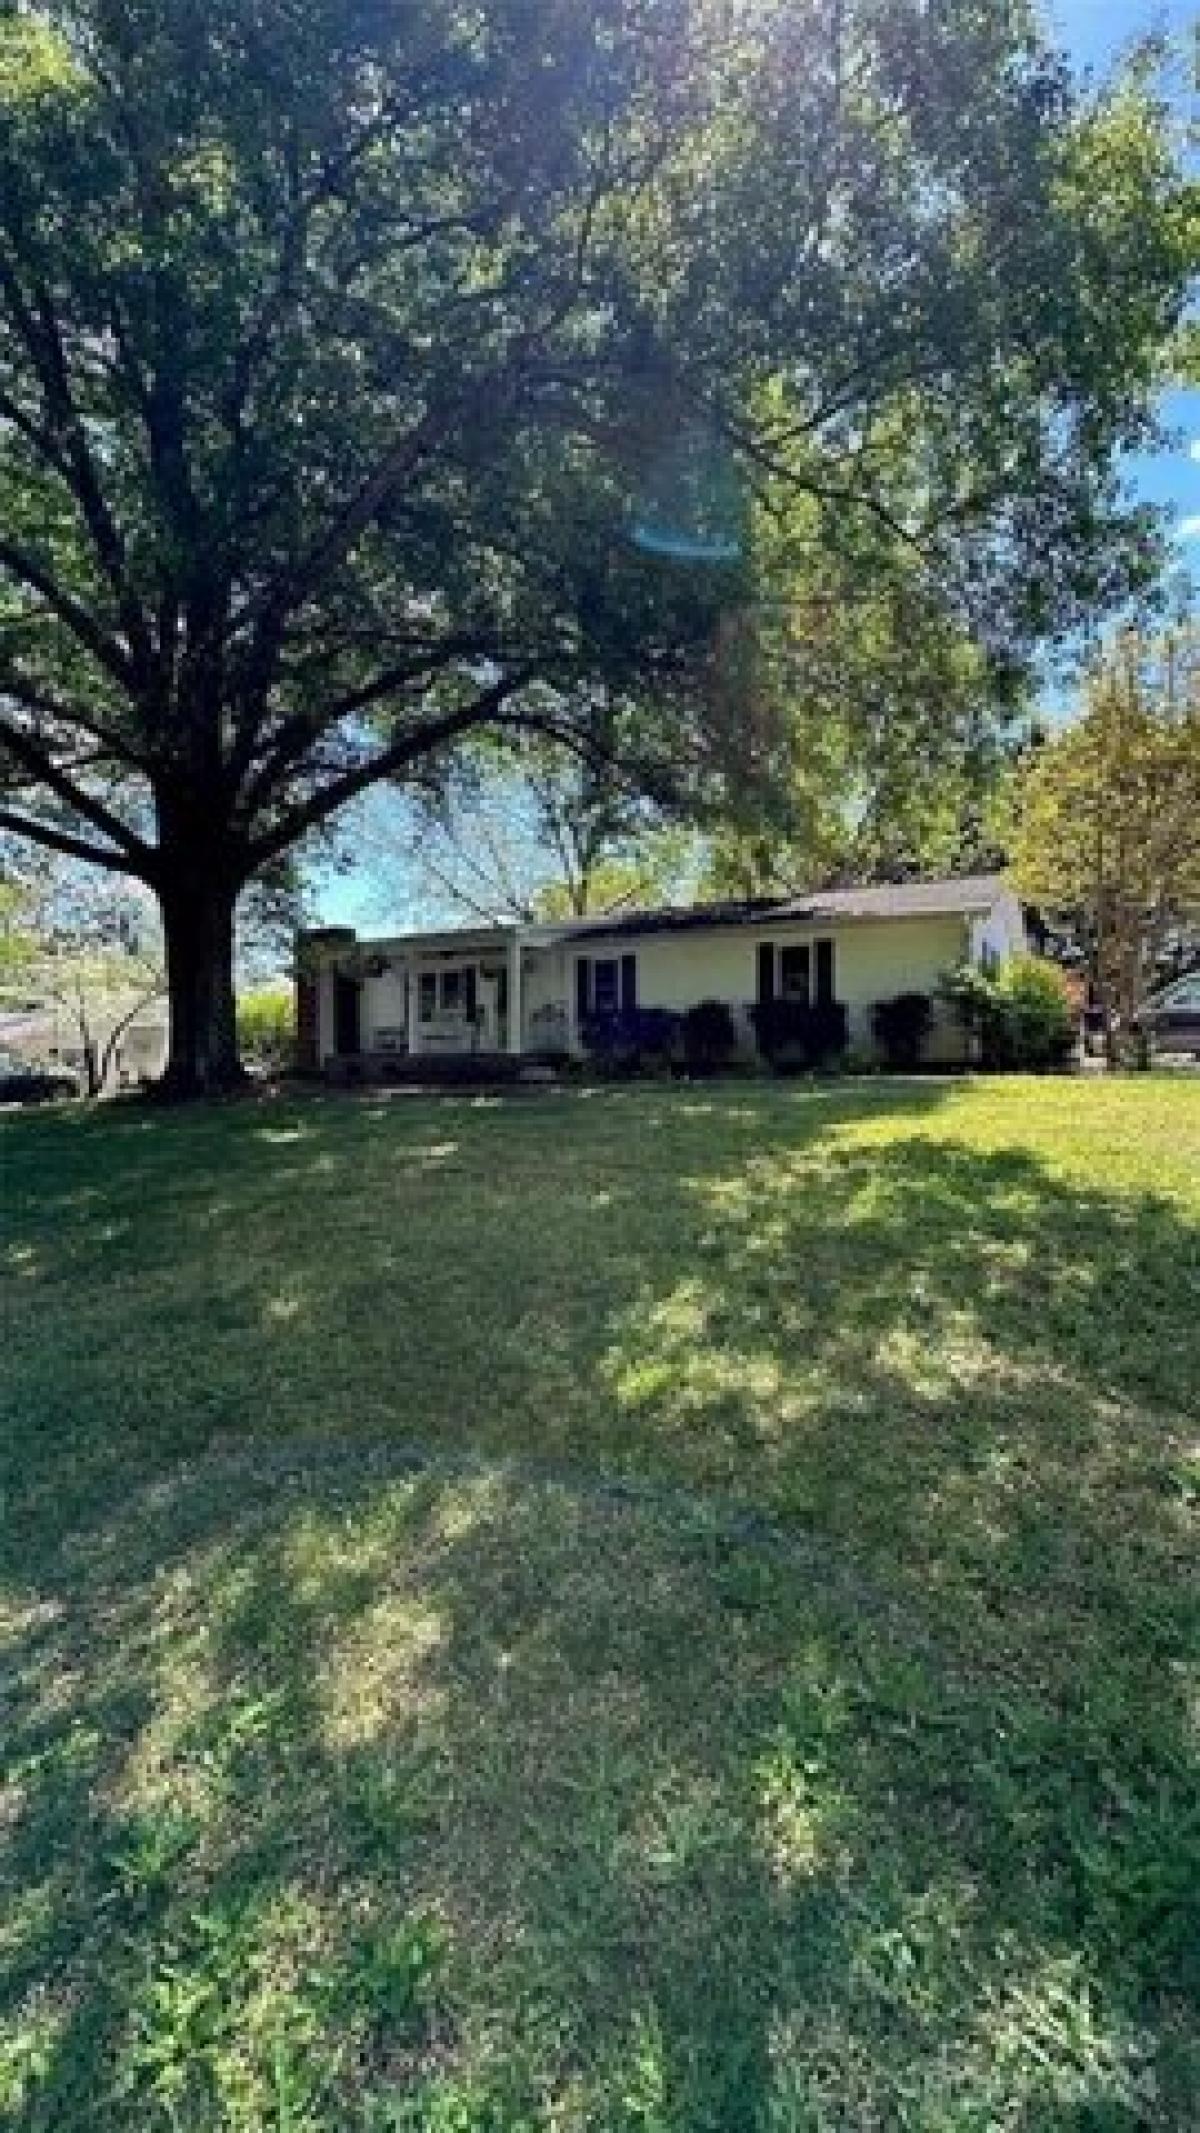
[333,970,362,1056]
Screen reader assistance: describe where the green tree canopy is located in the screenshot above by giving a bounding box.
[0,0,1194,1087]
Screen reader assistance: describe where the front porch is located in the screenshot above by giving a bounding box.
[301,921,573,1077]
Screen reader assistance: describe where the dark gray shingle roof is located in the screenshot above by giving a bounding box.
[563,874,1010,943]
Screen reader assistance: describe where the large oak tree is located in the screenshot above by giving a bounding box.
[0,0,1193,1089]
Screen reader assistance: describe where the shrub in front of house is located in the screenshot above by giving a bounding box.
[580,1007,681,1076]
[682,999,739,1076]
[870,991,934,1069]
[990,956,1078,1069]
[750,998,848,1073]
[940,955,1076,1071]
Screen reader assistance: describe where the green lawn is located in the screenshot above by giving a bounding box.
[1,1077,1197,2131]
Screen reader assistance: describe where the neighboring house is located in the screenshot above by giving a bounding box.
[297,874,1026,1073]
[0,1000,168,1091]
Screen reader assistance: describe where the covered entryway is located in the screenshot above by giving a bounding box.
[333,969,362,1057]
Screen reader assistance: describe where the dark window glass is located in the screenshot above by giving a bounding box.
[419,972,437,1022]
[621,953,638,1011]
[780,944,811,1003]
[575,958,591,1023]
[815,938,835,1005]
[440,968,462,1013]
[593,958,619,1013]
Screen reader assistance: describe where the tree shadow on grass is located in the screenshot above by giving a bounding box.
[0,1083,1197,2125]
[2,1450,1196,2129]
[1,1080,958,1551]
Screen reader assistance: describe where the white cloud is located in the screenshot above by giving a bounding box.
[1190,440,1200,462]
[1177,514,1200,540]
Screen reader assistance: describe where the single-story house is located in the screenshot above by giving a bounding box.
[297,873,1026,1074]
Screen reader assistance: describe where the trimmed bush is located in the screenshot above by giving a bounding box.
[871,991,934,1069]
[751,998,848,1073]
[580,1007,681,1076]
[682,999,738,1076]
[940,955,1076,1071]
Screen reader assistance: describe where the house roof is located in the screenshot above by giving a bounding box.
[317,874,1014,960]
[561,874,1012,943]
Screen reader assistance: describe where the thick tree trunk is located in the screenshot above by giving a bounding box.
[157,872,245,1097]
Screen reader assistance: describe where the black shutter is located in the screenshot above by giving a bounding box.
[815,938,835,1005]
[620,953,638,1012]
[575,957,591,1024]
[465,965,477,1019]
[756,941,775,1004]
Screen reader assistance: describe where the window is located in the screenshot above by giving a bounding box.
[419,972,437,1023]
[578,951,636,1019]
[779,944,811,1003]
[440,968,462,1014]
[593,957,619,1014]
[815,937,836,1005]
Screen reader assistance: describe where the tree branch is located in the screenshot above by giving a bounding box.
[248,668,537,866]
[0,242,155,677]
[0,537,134,686]
[0,806,142,874]
[0,714,152,863]
[231,633,516,820]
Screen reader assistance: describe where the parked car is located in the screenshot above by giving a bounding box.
[1136,972,1200,1059]
[0,1051,80,1103]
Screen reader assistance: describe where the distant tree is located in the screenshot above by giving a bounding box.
[382,726,696,924]
[1007,626,1200,1050]
[236,985,294,1073]
[0,1,1193,1090]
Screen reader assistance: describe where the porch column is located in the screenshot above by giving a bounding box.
[507,933,523,1054]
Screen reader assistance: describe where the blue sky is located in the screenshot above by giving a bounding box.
[315,1,1199,928]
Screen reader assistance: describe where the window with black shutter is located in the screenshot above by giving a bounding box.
[815,938,835,1005]
[575,957,591,1024]
[756,941,775,1004]
[620,953,638,1011]
[593,958,619,1014]
[780,944,811,1003]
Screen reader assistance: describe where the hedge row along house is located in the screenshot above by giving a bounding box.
[297,875,1027,1078]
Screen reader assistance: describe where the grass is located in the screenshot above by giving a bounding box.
[1,1074,1197,2130]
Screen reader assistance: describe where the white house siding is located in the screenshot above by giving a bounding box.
[569,913,974,1062]
[968,888,1025,969]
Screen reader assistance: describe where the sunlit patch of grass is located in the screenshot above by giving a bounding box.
[1,1078,1197,2126]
